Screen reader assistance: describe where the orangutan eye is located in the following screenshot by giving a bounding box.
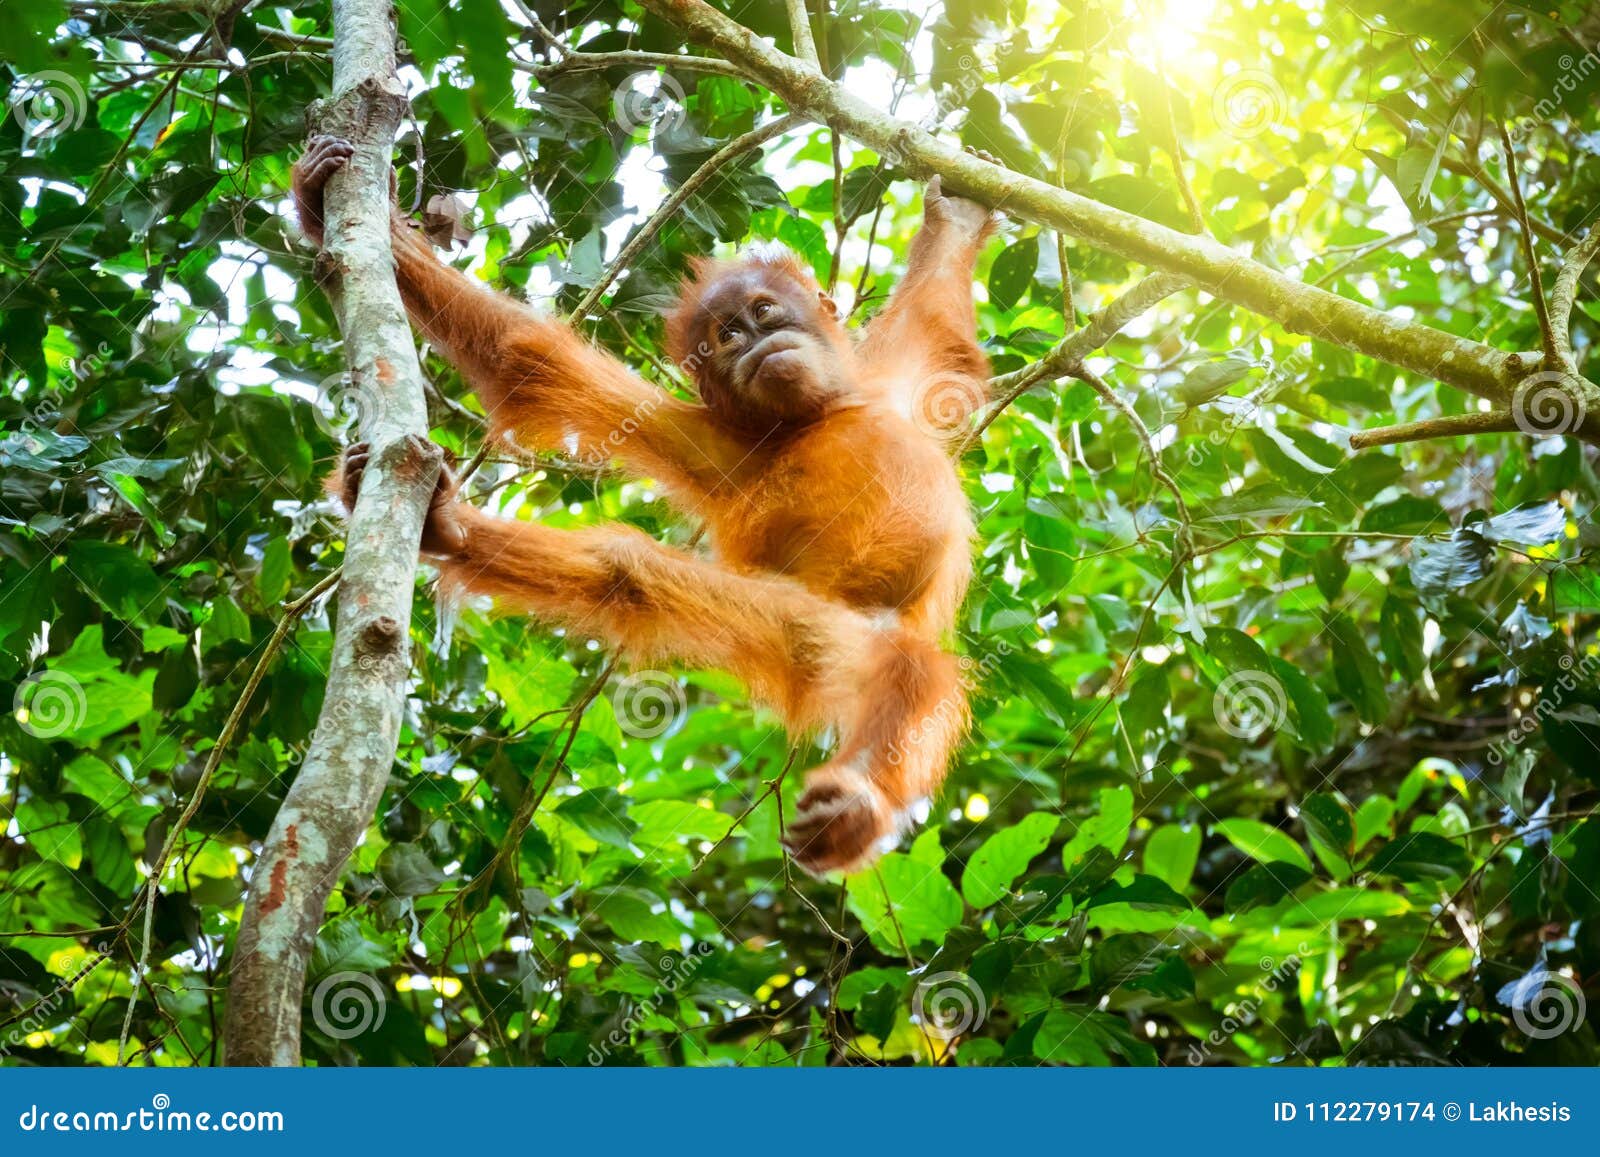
[718,323,744,346]
[752,300,773,320]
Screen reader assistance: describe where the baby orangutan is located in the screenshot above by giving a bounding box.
[294,135,997,873]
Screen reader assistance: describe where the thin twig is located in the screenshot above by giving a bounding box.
[568,114,807,323]
[963,272,1191,450]
[1496,122,1560,367]
[1073,365,1191,527]
[691,748,799,871]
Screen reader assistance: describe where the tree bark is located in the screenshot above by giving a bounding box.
[224,0,437,1066]
[635,0,1537,411]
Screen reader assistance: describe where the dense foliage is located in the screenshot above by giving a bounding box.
[4,0,1600,1067]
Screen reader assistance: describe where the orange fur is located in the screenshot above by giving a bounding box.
[306,155,994,872]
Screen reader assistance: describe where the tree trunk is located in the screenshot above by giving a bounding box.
[224,0,436,1066]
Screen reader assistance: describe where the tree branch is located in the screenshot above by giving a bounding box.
[983,272,1191,406]
[224,0,440,1067]
[514,50,746,81]
[118,570,340,1062]
[639,0,1521,409]
[1348,410,1520,450]
[568,113,807,322]
[786,0,820,70]
[1552,226,1600,362]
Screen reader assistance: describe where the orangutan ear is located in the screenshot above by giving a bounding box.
[816,291,839,319]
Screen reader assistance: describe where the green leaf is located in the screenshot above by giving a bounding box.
[258,537,292,605]
[1364,832,1472,881]
[1061,786,1134,868]
[1224,863,1311,913]
[988,234,1039,312]
[64,540,165,624]
[961,812,1059,907]
[16,798,83,868]
[1269,657,1333,751]
[1325,613,1387,724]
[1143,824,1200,892]
[377,843,446,897]
[1213,818,1312,873]
[592,886,686,947]
[555,788,638,850]
[845,850,963,956]
[1299,792,1354,861]
[631,799,735,847]
[1033,1008,1112,1065]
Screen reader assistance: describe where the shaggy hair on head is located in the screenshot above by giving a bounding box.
[662,244,829,371]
